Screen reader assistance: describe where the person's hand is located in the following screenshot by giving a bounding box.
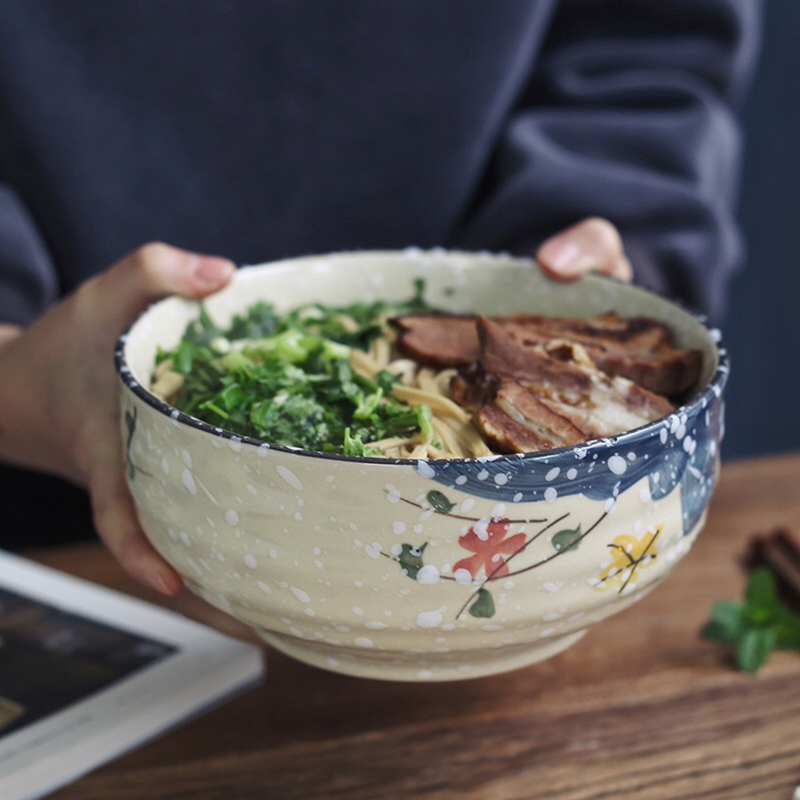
[536,217,633,282]
[0,243,235,596]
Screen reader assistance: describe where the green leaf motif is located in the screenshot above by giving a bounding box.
[736,627,777,674]
[426,490,456,515]
[468,588,496,619]
[552,525,582,553]
[397,543,427,580]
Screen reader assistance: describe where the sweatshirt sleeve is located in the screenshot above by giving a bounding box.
[0,183,59,325]
[454,0,762,322]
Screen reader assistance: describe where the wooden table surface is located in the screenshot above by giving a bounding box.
[26,452,800,800]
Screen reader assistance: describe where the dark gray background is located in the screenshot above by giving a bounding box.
[719,0,798,459]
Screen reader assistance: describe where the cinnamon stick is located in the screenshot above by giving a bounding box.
[743,527,800,611]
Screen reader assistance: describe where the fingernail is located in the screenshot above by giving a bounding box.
[541,239,581,271]
[193,258,235,286]
[147,571,172,595]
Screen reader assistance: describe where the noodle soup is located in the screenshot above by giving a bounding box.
[150,285,698,460]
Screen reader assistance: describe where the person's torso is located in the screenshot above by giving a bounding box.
[0,0,555,293]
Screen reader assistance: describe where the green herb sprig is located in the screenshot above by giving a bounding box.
[156,282,435,456]
[703,567,800,673]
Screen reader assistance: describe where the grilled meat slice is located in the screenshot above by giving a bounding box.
[393,311,702,398]
[449,362,496,410]
[473,319,674,451]
[502,317,700,397]
[391,313,477,367]
[589,349,703,397]
[502,312,672,356]
[475,378,589,453]
[477,317,593,405]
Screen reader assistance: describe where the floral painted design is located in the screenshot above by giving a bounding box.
[597,526,662,593]
[453,519,527,580]
[383,487,617,620]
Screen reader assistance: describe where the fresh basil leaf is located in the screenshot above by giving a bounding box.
[774,608,800,650]
[702,601,744,643]
[736,627,777,673]
[745,567,779,613]
[709,601,744,639]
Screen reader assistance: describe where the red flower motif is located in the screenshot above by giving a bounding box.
[453,518,527,580]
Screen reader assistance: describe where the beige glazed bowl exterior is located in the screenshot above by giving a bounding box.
[116,250,728,681]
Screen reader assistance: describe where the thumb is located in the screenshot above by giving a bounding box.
[536,217,632,282]
[93,242,235,332]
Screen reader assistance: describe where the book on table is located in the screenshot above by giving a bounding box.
[0,549,264,800]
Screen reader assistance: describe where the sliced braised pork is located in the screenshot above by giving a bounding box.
[391,313,477,367]
[471,318,674,452]
[501,314,701,397]
[476,378,588,453]
[393,311,702,398]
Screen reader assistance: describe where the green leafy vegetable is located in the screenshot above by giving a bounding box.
[703,567,800,673]
[157,285,436,455]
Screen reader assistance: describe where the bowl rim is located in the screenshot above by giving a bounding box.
[114,249,730,467]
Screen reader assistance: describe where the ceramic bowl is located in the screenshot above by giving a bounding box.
[116,250,728,681]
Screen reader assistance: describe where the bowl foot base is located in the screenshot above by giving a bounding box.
[255,627,587,682]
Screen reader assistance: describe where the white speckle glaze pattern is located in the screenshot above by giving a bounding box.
[117,250,727,681]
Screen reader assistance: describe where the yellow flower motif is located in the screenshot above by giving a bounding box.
[597,525,662,593]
